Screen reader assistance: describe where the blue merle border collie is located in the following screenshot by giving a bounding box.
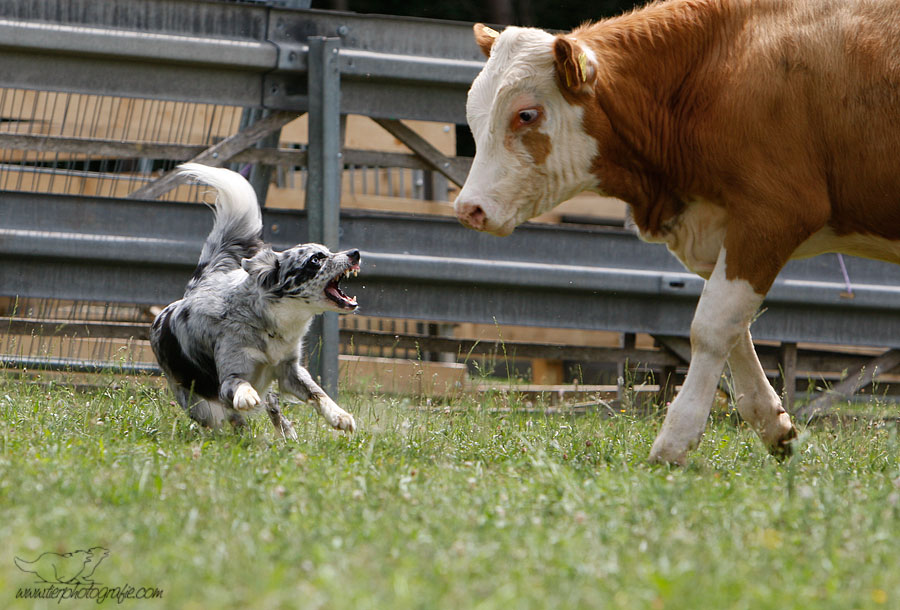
[150,163,360,438]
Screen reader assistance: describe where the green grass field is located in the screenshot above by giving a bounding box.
[1,373,899,609]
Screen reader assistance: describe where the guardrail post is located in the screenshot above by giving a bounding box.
[306,36,343,398]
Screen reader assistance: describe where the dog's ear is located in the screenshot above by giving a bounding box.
[241,247,280,289]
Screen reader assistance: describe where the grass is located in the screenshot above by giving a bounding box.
[1,373,900,609]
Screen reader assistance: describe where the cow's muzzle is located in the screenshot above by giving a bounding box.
[455,202,487,231]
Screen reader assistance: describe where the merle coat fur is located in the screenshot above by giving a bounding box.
[150,163,360,437]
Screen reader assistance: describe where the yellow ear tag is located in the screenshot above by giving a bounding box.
[577,52,589,83]
[483,26,500,39]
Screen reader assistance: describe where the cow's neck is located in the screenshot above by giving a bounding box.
[590,0,739,162]
[579,1,746,237]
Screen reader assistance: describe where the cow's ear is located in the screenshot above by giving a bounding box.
[553,36,596,93]
[474,23,500,57]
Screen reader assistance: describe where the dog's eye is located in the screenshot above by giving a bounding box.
[307,253,326,268]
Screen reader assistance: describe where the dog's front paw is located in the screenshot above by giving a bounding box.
[319,398,356,432]
[233,384,261,412]
[332,411,356,433]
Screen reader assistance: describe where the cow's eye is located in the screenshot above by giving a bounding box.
[517,108,540,126]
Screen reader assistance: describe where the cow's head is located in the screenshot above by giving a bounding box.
[455,24,601,236]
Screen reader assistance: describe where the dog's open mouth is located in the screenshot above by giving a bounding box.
[325,264,360,310]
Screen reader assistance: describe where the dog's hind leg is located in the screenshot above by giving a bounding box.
[173,385,227,429]
[278,361,355,432]
[265,392,298,441]
[190,401,227,429]
[225,408,248,431]
[175,384,245,432]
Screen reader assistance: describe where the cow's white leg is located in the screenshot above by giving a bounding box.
[728,330,798,457]
[649,248,763,465]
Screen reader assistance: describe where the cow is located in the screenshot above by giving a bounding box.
[454,0,900,464]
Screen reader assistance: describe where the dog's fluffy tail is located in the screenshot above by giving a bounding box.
[178,163,263,283]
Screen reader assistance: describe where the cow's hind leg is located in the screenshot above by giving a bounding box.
[648,192,825,464]
[728,329,797,458]
[649,248,765,465]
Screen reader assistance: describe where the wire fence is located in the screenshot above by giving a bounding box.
[0,84,454,377]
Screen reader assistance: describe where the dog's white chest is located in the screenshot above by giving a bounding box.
[260,335,303,364]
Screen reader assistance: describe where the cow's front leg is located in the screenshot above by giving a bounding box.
[649,248,765,465]
[729,329,797,458]
[278,360,356,432]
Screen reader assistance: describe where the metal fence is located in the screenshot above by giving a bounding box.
[1,0,899,405]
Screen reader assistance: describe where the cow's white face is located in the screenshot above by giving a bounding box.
[455,26,600,236]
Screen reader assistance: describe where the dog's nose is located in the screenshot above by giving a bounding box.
[346,249,361,265]
[456,202,486,230]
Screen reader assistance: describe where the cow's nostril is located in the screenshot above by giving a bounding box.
[458,203,486,229]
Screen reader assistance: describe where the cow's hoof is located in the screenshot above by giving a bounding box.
[648,440,688,467]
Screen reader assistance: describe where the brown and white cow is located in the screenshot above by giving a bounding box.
[454,0,900,464]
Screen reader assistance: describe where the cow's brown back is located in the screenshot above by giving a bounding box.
[574,0,900,287]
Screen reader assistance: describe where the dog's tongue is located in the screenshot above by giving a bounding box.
[326,282,357,309]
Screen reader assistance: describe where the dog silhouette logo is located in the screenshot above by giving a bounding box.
[14,547,109,585]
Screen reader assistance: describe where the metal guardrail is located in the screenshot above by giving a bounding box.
[3,190,900,348]
[0,0,899,398]
[0,0,483,123]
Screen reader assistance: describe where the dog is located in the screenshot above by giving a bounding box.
[150,163,360,438]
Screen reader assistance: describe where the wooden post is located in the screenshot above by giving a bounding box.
[617,332,636,403]
[373,118,469,187]
[532,359,564,385]
[127,110,299,200]
[778,342,798,413]
[657,365,678,407]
